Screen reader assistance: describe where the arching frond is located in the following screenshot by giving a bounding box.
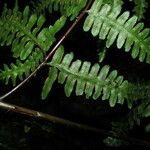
[42,46,129,107]
[0,6,66,86]
[131,0,148,20]
[83,0,150,63]
[32,0,87,20]
[0,5,66,60]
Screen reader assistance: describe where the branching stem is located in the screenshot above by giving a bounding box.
[0,0,93,101]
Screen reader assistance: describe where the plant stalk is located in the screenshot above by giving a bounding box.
[0,101,150,148]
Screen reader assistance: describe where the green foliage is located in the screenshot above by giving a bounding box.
[128,81,150,101]
[0,0,150,144]
[83,0,150,63]
[32,0,87,20]
[143,105,150,117]
[42,46,129,107]
[0,5,66,60]
[0,50,44,86]
[98,46,107,62]
[0,5,67,86]
[100,0,124,9]
[131,0,148,20]
[108,97,150,139]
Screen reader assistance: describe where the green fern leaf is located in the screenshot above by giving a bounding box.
[131,0,148,20]
[41,67,58,99]
[0,50,44,86]
[32,0,87,21]
[98,47,107,62]
[101,0,124,9]
[128,81,150,102]
[0,5,66,86]
[0,5,66,60]
[83,0,150,63]
[42,46,129,107]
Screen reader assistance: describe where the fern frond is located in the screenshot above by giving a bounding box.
[111,98,150,135]
[32,0,87,20]
[128,81,150,101]
[83,0,150,63]
[0,50,44,86]
[109,83,150,135]
[42,46,129,107]
[131,0,148,20]
[0,9,66,86]
[0,5,66,60]
[101,0,124,9]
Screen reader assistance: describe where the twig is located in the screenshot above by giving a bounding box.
[0,101,150,148]
[0,0,93,101]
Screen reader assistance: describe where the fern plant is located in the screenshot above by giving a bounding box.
[0,0,150,147]
[42,46,129,107]
[83,0,150,63]
[131,0,148,20]
[0,3,66,85]
[32,0,88,21]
